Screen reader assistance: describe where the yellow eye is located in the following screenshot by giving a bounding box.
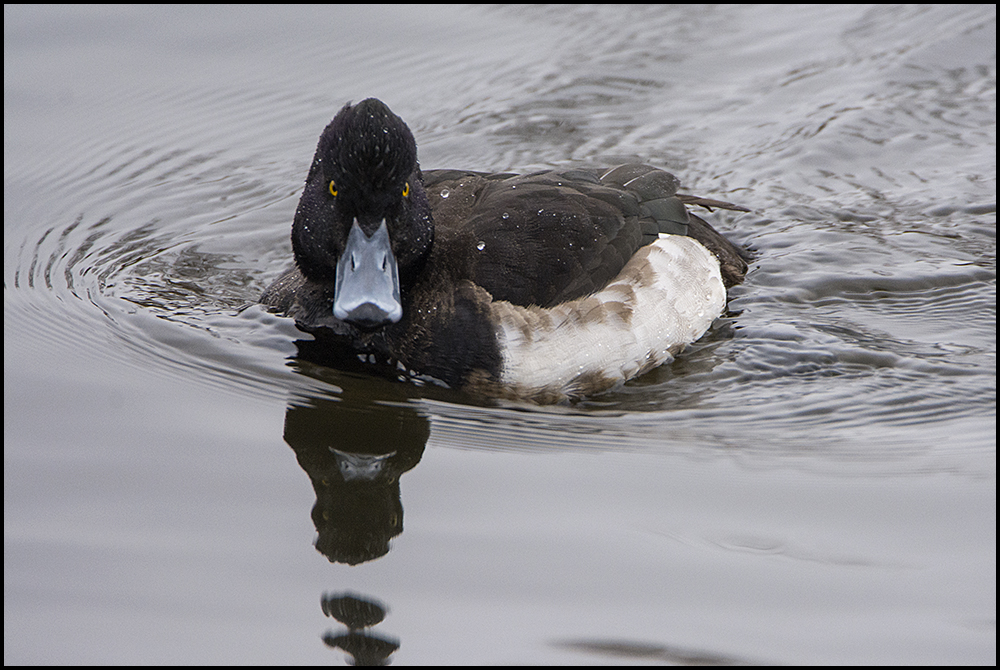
[402,182,410,197]
[329,180,338,197]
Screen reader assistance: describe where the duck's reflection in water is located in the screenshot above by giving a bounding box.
[282,363,430,664]
[282,364,429,565]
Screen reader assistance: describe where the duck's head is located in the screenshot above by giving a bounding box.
[291,98,433,330]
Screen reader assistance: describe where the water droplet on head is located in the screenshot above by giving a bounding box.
[501,212,509,220]
[477,241,486,251]
[440,188,450,198]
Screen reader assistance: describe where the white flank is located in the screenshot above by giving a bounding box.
[490,235,726,400]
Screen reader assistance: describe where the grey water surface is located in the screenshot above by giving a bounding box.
[4,4,995,664]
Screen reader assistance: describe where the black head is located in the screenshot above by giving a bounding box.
[291,99,433,327]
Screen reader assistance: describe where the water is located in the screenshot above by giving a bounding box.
[4,5,995,664]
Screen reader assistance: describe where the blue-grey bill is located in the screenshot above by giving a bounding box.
[334,220,403,327]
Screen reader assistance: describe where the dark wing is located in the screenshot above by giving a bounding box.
[422,164,750,307]
[423,168,645,307]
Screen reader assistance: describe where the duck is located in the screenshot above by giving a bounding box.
[261,98,750,402]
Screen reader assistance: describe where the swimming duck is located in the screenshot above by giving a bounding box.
[261,98,749,402]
